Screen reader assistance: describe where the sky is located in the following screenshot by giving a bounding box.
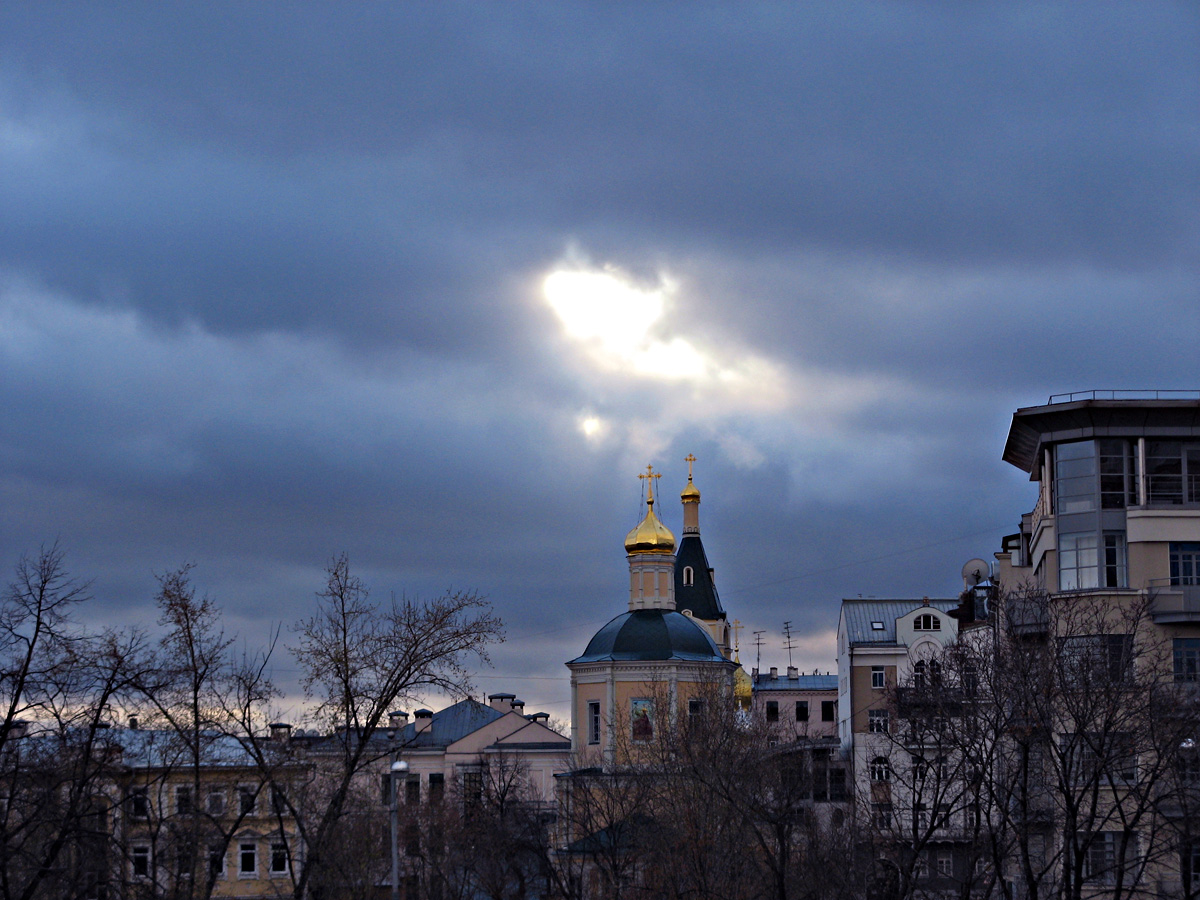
[1,4,1198,722]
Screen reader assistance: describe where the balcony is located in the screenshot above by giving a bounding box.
[1005,592,1049,636]
[1148,580,1200,624]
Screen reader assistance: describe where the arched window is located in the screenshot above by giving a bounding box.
[683,566,694,586]
[870,757,891,782]
[914,613,940,631]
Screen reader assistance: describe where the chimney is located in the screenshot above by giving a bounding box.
[787,666,798,680]
[769,667,778,680]
[488,693,516,712]
[511,699,525,714]
[269,722,292,743]
[414,709,433,735]
[526,712,550,723]
[128,715,139,730]
[387,710,409,737]
[8,720,28,740]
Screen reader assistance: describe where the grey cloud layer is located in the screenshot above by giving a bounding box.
[0,4,1197,710]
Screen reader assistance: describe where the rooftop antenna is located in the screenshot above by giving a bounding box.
[753,630,765,671]
[783,621,796,668]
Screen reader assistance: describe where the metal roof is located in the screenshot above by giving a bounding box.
[752,674,837,692]
[394,698,505,749]
[841,599,958,646]
[570,609,730,664]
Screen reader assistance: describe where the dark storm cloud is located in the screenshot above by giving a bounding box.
[1,3,1197,710]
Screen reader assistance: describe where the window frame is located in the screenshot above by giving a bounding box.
[238,843,257,878]
[587,700,601,745]
[868,709,889,733]
[871,666,885,689]
[269,842,289,876]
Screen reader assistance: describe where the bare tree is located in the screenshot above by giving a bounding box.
[253,553,502,900]
[0,544,147,900]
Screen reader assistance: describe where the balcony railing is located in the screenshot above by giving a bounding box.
[1047,389,1200,404]
[1147,579,1200,624]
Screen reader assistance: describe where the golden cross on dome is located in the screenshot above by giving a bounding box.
[638,464,661,504]
[731,619,744,664]
[684,453,697,481]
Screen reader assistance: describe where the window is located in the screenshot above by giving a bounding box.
[129,787,150,819]
[871,621,885,631]
[461,769,483,809]
[913,660,927,690]
[1177,639,1200,683]
[872,803,892,829]
[868,709,889,733]
[869,757,891,782]
[429,772,445,803]
[208,845,225,880]
[239,843,256,877]
[936,849,953,877]
[822,700,836,722]
[175,786,193,815]
[1171,543,1200,586]
[913,614,940,632]
[132,845,151,879]
[405,777,420,805]
[1145,441,1200,505]
[914,849,929,878]
[1099,439,1137,509]
[587,700,601,744]
[1062,733,1137,784]
[1058,634,1132,684]
[688,698,704,718]
[271,785,287,817]
[206,790,226,816]
[1055,440,1097,514]
[766,700,779,722]
[795,700,809,722]
[270,843,288,875]
[1103,532,1127,588]
[1059,532,1099,591]
[1083,831,1135,884]
[871,666,885,689]
[683,566,694,586]
[238,786,256,817]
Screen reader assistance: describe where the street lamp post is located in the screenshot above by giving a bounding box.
[389,759,409,900]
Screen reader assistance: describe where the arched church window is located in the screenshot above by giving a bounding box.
[683,566,694,586]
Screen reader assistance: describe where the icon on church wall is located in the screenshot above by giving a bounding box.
[631,699,653,742]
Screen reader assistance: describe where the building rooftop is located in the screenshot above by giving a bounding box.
[752,673,837,691]
[841,598,958,646]
[570,609,730,664]
[1003,392,1200,475]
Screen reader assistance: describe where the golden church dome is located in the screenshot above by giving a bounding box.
[681,479,700,501]
[624,497,676,554]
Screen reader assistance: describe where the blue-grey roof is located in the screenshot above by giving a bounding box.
[674,533,724,621]
[395,698,504,749]
[752,674,837,692]
[570,609,730,664]
[841,599,958,645]
[104,729,259,768]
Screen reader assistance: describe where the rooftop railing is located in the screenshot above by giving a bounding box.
[1047,389,1200,404]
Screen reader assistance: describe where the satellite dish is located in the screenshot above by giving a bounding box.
[962,558,990,588]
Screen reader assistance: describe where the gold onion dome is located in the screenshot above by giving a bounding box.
[624,496,676,554]
[681,478,700,501]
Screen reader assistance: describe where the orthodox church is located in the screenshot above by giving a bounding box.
[566,460,738,762]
